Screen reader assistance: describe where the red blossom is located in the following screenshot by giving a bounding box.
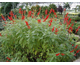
[75,45,78,49]
[56,53,60,56]
[27,25,31,29]
[68,27,73,33]
[71,23,74,27]
[9,11,14,17]
[52,27,55,32]
[78,26,80,29]
[55,28,58,34]
[74,54,76,56]
[19,8,21,11]
[24,10,26,14]
[75,29,79,33]
[72,44,74,46]
[1,15,6,21]
[37,19,41,23]
[28,11,32,17]
[61,53,65,56]
[76,50,79,53]
[45,9,48,15]
[7,57,11,60]
[49,8,53,14]
[8,16,13,21]
[43,15,49,22]
[0,33,2,36]
[25,21,29,26]
[21,15,25,20]
[70,49,74,53]
[37,11,40,16]
[14,15,17,19]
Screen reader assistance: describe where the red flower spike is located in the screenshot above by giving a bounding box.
[1,15,6,21]
[56,53,60,56]
[7,57,11,60]
[14,15,17,19]
[55,28,58,33]
[61,53,65,56]
[37,11,40,16]
[78,26,80,29]
[72,44,74,46]
[27,25,30,29]
[8,16,13,21]
[52,27,55,32]
[74,54,76,56]
[25,21,29,26]
[71,23,74,27]
[75,29,79,33]
[21,15,25,20]
[24,10,26,14]
[0,33,2,36]
[9,11,14,17]
[19,8,21,11]
[28,11,32,17]
[45,9,48,15]
[70,49,74,53]
[37,19,41,23]
[75,45,78,49]
[76,50,79,53]
[49,8,53,14]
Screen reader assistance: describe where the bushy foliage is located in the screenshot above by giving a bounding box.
[0,8,80,62]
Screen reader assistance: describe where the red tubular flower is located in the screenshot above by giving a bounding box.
[61,53,65,56]
[21,15,25,20]
[27,25,30,29]
[0,33,2,36]
[8,16,13,21]
[74,54,76,56]
[28,11,32,17]
[9,11,14,17]
[49,8,53,14]
[65,13,68,17]
[37,11,40,16]
[75,45,78,49]
[68,27,73,33]
[72,44,74,46]
[24,10,26,14]
[55,28,58,34]
[25,21,29,26]
[53,9,55,13]
[56,53,60,56]
[70,49,74,53]
[43,15,49,22]
[68,19,72,25]
[75,29,79,33]
[37,19,41,23]
[14,15,17,19]
[45,9,48,15]
[76,50,79,53]
[48,23,51,26]
[78,26,80,29]
[39,8,41,11]
[52,27,55,32]
[71,23,74,27]
[1,15,6,21]
[7,57,11,60]
[19,8,21,11]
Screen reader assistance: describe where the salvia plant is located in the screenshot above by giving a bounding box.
[0,8,80,62]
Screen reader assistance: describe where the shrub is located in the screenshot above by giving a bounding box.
[0,16,77,62]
